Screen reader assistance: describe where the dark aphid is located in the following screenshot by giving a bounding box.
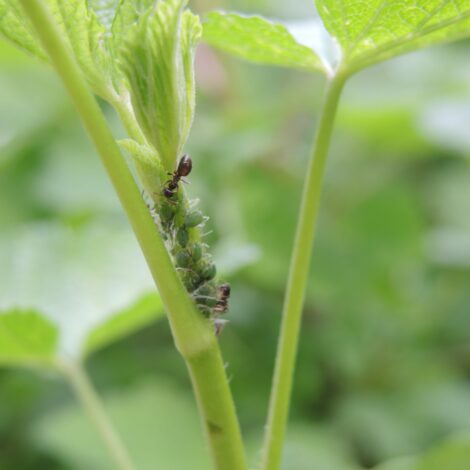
[163,154,193,199]
[214,282,231,314]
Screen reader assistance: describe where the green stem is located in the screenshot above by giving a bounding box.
[57,360,135,470]
[19,1,247,469]
[261,75,346,470]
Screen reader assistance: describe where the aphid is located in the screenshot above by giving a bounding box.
[214,283,231,314]
[163,154,192,199]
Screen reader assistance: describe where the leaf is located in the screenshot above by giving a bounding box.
[48,0,116,99]
[119,0,202,169]
[375,433,470,470]
[32,380,211,469]
[0,1,47,59]
[84,292,163,356]
[87,0,121,31]
[202,12,334,74]
[118,138,161,168]
[0,222,163,362]
[0,0,117,100]
[0,311,58,367]
[316,0,470,73]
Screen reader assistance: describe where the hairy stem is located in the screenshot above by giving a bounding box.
[261,75,346,470]
[57,360,135,470]
[19,1,246,468]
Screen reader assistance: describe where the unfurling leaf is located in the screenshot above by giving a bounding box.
[120,0,202,169]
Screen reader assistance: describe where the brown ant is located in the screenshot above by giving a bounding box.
[163,154,192,199]
[214,283,231,314]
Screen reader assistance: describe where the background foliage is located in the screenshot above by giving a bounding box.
[1,0,470,468]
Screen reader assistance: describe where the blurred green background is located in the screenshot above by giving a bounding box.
[2,0,470,468]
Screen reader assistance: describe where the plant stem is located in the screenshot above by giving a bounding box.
[19,1,247,468]
[261,75,346,470]
[57,360,135,470]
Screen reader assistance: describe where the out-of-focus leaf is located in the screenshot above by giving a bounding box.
[32,380,210,470]
[0,311,58,367]
[0,1,46,59]
[375,457,417,470]
[412,434,470,469]
[246,424,358,470]
[120,0,202,169]
[317,0,470,73]
[202,12,334,74]
[0,223,160,360]
[0,0,116,100]
[376,433,470,470]
[84,292,163,356]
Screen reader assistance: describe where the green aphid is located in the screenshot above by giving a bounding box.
[176,250,191,268]
[191,243,202,262]
[194,295,218,308]
[184,210,204,228]
[176,227,189,247]
[184,272,203,292]
[159,202,175,224]
[201,262,216,281]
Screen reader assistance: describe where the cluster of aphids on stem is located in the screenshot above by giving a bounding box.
[148,154,230,335]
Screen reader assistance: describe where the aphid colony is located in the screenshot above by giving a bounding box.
[149,154,230,334]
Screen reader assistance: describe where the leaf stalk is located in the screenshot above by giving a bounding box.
[261,74,346,470]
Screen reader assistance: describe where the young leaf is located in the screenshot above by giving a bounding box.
[0,223,163,362]
[0,311,58,367]
[119,0,202,169]
[202,12,332,74]
[316,0,470,73]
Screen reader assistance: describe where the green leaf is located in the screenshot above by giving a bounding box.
[119,0,202,169]
[87,0,121,31]
[47,0,116,99]
[375,433,470,470]
[0,310,58,367]
[118,138,161,168]
[0,1,47,59]
[0,0,117,100]
[412,434,470,470]
[316,0,470,73]
[375,458,417,470]
[202,12,332,74]
[0,223,163,361]
[84,292,163,356]
[32,380,211,469]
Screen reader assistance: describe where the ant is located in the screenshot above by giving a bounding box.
[214,283,231,314]
[163,154,192,199]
